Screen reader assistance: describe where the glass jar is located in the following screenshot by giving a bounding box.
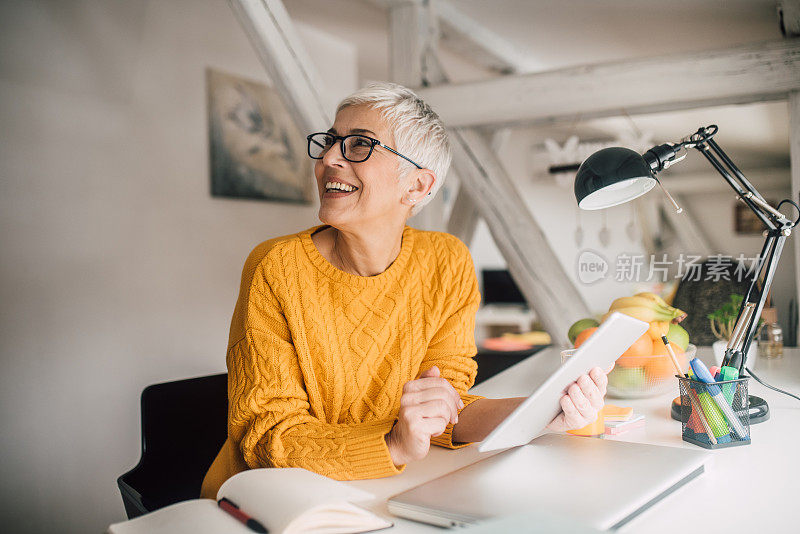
[757,307,783,360]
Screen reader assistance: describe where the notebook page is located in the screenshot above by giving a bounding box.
[288,502,392,534]
[218,468,378,533]
[106,500,246,534]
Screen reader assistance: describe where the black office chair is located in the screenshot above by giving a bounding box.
[117,373,228,519]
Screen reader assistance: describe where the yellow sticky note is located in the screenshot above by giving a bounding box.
[603,404,634,422]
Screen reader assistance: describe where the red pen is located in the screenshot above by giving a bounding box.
[218,497,268,533]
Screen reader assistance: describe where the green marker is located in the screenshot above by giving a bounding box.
[719,366,739,404]
[697,390,730,438]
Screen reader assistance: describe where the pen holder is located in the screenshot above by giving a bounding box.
[678,376,751,449]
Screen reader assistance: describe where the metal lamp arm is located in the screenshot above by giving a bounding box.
[695,138,785,231]
[680,131,794,372]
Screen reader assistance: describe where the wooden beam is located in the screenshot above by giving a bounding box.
[366,0,527,75]
[448,128,511,245]
[790,91,800,343]
[229,0,330,134]
[434,0,531,74]
[660,194,713,256]
[388,0,449,232]
[635,196,661,259]
[388,1,590,342]
[364,0,420,8]
[451,128,591,344]
[388,0,427,87]
[780,1,800,37]
[446,183,479,245]
[417,39,800,129]
[662,168,790,195]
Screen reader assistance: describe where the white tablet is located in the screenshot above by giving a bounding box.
[478,311,649,452]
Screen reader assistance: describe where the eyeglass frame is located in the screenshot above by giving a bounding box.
[306,132,424,170]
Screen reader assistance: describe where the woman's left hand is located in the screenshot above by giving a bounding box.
[545,366,608,432]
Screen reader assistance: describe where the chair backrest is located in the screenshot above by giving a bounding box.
[118,373,228,519]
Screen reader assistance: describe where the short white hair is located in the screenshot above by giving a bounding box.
[336,82,451,217]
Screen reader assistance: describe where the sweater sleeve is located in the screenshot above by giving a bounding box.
[420,239,484,449]
[227,266,403,480]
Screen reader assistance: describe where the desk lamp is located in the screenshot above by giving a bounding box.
[574,125,800,421]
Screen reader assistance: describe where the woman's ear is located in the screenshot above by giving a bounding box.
[406,168,436,202]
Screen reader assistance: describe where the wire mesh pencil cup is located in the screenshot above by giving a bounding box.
[678,376,751,449]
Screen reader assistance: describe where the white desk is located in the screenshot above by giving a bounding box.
[347,346,799,532]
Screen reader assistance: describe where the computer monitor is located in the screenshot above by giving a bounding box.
[481,269,527,306]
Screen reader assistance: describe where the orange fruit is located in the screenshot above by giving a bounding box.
[616,333,653,368]
[646,321,670,341]
[645,355,674,379]
[574,326,598,348]
[652,340,684,356]
[650,341,688,372]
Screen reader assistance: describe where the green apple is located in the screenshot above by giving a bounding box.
[667,323,690,351]
[568,318,600,344]
[608,367,647,390]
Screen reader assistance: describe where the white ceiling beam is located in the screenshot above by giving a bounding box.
[445,129,512,245]
[780,1,800,37]
[660,194,713,257]
[387,2,590,343]
[388,0,449,234]
[660,168,790,195]
[365,0,528,76]
[417,39,800,129]
[446,184,479,246]
[635,196,661,259]
[789,91,800,342]
[388,0,428,87]
[450,128,591,344]
[433,0,531,74]
[228,0,330,134]
[364,0,420,7]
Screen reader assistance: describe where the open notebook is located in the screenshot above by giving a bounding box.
[107,468,392,534]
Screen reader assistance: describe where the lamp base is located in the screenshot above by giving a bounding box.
[670,395,770,425]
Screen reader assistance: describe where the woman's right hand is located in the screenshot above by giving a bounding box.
[385,366,464,466]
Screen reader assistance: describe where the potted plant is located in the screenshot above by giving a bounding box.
[707,294,759,367]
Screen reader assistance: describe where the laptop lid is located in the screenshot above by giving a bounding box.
[388,434,709,530]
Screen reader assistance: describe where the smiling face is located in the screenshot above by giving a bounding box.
[314,104,430,232]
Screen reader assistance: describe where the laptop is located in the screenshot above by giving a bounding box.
[388,434,709,530]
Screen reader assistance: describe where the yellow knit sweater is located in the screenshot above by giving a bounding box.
[200,224,483,498]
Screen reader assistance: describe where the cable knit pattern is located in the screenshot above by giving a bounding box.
[200,224,483,498]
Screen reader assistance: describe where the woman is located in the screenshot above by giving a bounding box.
[200,82,608,498]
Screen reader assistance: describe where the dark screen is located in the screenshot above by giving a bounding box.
[481,269,527,306]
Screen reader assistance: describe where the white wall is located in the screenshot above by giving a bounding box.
[0,1,356,532]
[682,187,796,340]
[469,131,647,317]
[469,134,796,335]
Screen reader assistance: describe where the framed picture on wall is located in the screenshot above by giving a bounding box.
[206,68,313,204]
[734,200,773,235]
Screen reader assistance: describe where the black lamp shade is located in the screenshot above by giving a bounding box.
[574,147,657,210]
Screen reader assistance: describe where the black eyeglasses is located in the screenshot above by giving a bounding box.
[307,132,423,169]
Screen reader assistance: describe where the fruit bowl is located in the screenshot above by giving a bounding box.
[606,344,696,399]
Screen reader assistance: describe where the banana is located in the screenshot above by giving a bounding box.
[609,296,672,311]
[647,321,670,341]
[604,306,677,323]
[609,295,687,323]
[634,292,687,323]
[634,291,670,308]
